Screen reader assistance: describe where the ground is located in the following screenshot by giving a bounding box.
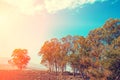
[0,70,82,80]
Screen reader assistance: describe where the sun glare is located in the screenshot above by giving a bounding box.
[0,15,7,26]
[0,14,12,36]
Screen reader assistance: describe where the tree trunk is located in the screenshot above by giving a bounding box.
[80,69,86,80]
[73,67,75,77]
[49,64,52,72]
[54,61,58,76]
[19,65,22,70]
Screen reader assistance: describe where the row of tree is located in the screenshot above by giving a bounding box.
[8,18,120,80]
[39,18,120,80]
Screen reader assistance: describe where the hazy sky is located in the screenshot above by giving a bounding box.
[0,0,120,65]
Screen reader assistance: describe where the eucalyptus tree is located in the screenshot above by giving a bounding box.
[86,18,120,80]
[39,38,61,73]
[102,36,120,80]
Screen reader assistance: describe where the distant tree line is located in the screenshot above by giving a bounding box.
[38,18,120,80]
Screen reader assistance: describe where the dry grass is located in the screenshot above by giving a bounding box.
[0,70,82,80]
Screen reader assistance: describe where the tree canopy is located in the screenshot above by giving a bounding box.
[8,49,30,70]
[39,18,120,80]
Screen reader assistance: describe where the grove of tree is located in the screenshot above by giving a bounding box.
[39,18,120,80]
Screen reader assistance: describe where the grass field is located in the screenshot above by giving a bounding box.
[0,70,82,80]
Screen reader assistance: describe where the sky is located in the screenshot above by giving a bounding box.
[0,0,120,67]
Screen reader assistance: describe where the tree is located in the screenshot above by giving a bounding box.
[39,40,54,72]
[39,38,61,74]
[57,41,69,74]
[8,49,30,70]
[87,18,120,80]
[102,36,120,80]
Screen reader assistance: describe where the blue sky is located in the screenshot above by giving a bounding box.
[50,0,120,37]
[0,0,120,66]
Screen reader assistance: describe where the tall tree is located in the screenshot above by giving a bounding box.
[87,18,120,80]
[39,38,61,74]
[102,36,120,80]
